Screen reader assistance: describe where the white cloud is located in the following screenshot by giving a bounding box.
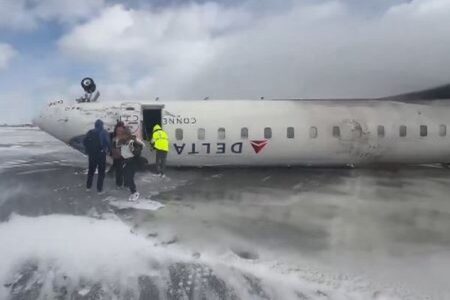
[0,0,105,30]
[186,0,450,98]
[0,0,36,30]
[59,3,250,99]
[32,0,105,23]
[54,0,450,100]
[0,43,16,70]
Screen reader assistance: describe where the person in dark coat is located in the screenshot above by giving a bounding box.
[83,119,111,194]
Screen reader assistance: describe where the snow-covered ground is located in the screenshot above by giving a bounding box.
[0,127,449,299]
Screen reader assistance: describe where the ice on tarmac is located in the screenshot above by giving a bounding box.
[0,127,449,299]
[105,196,165,211]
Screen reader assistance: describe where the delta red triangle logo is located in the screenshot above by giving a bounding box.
[250,140,268,154]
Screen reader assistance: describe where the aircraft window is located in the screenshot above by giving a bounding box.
[399,125,407,137]
[198,128,205,140]
[420,125,427,137]
[332,126,340,138]
[310,127,318,138]
[377,125,385,137]
[175,128,183,140]
[287,127,294,139]
[264,127,272,139]
[241,127,248,139]
[218,128,226,140]
[440,124,447,137]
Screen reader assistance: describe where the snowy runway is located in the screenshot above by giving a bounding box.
[0,127,449,299]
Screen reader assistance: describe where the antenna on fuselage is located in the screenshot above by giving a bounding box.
[76,77,100,103]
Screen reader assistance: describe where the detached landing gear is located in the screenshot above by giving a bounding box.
[76,77,100,103]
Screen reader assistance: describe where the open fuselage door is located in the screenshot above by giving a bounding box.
[119,103,163,166]
[142,104,164,165]
[142,105,164,140]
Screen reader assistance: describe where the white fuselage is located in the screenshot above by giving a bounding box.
[34,99,450,167]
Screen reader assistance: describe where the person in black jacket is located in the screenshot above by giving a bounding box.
[83,119,111,194]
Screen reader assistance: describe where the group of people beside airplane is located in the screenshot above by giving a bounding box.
[83,119,169,201]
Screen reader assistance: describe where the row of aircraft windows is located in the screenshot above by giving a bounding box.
[174,125,448,141]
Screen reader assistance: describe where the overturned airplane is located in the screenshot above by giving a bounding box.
[34,79,450,167]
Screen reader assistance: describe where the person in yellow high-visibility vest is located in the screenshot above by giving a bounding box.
[150,124,169,177]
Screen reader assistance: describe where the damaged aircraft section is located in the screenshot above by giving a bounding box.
[34,83,450,167]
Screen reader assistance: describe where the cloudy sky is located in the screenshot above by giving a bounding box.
[0,0,450,123]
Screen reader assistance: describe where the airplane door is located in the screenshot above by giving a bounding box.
[120,103,142,139]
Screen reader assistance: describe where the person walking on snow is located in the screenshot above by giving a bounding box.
[121,128,144,201]
[150,124,169,177]
[83,119,111,194]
